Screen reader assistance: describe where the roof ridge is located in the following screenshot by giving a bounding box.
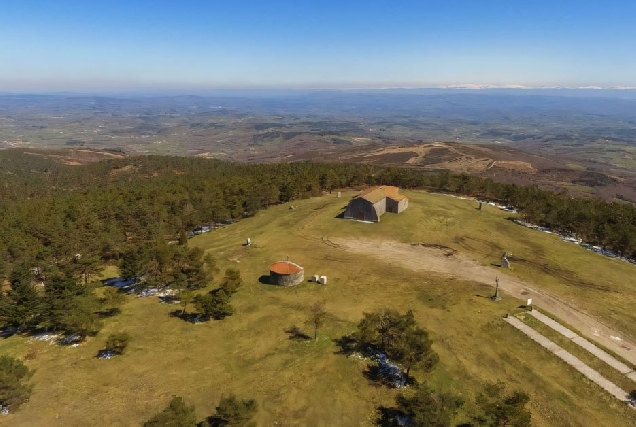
[358,186,406,203]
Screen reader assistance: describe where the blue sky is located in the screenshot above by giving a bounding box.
[1,0,635,91]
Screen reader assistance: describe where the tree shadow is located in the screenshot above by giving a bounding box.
[333,335,357,355]
[58,333,86,346]
[0,327,22,339]
[364,364,390,386]
[375,406,404,427]
[169,310,207,324]
[2,328,93,343]
[159,295,180,304]
[96,349,114,360]
[198,416,225,427]
[285,326,311,341]
[96,307,121,318]
[363,363,416,389]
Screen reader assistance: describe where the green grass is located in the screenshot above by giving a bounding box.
[528,310,636,372]
[98,265,120,281]
[516,313,636,394]
[1,191,636,426]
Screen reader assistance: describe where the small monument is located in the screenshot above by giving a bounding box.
[246,237,251,247]
[337,191,341,198]
[491,277,501,301]
[501,252,510,269]
[312,274,320,282]
[478,202,482,210]
[319,276,327,285]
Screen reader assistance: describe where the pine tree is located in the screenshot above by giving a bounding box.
[473,381,532,427]
[194,289,233,320]
[220,268,242,294]
[395,383,463,427]
[0,355,34,411]
[0,263,43,330]
[354,310,438,381]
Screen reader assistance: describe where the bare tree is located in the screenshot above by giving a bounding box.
[311,301,326,341]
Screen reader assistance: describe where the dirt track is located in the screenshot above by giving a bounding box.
[328,237,636,366]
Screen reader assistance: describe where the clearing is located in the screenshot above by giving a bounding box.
[328,237,636,365]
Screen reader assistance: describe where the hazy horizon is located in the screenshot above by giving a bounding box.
[3,88,636,102]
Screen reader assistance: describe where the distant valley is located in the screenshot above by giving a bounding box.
[1,90,636,201]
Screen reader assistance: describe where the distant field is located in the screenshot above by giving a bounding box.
[1,191,635,426]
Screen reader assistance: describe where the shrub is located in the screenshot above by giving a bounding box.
[105,332,130,355]
[144,396,197,427]
[220,269,242,294]
[213,394,258,427]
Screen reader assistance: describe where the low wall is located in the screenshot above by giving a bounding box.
[270,270,304,286]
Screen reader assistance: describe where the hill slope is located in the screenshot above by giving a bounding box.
[1,191,635,426]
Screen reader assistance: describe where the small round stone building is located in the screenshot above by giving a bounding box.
[269,260,304,286]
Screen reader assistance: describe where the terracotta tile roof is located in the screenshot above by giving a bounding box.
[358,186,408,203]
[270,261,303,275]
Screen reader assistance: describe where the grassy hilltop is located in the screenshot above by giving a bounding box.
[1,190,635,426]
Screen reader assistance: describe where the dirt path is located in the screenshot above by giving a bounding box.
[327,237,636,366]
[504,317,630,404]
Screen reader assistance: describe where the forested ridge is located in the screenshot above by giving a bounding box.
[1,150,635,275]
